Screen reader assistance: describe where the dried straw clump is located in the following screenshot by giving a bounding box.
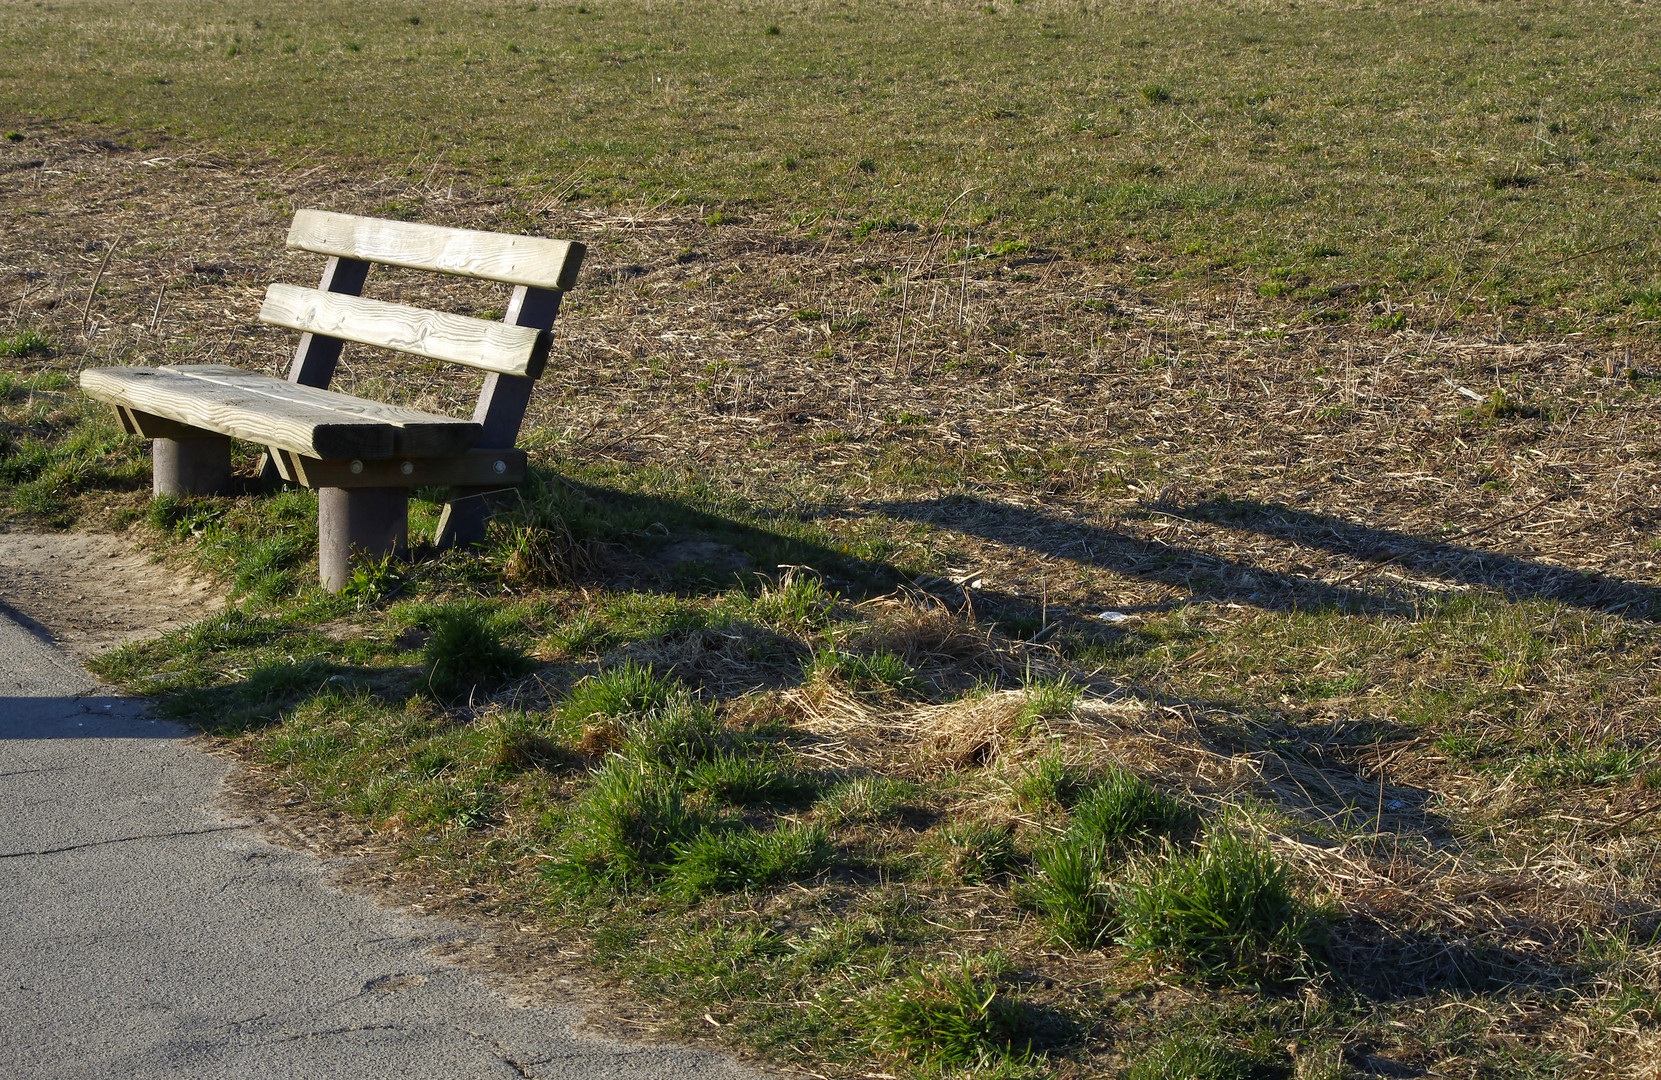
[577,718,624,758]
[1628,1032,1661,1080]
[719,688,802,729]
[784,681,1044,776]
[785,680,1169,778]
[616,622,807,698]
[853,591,1044,686]
[909,690,1033,770]
[784,677,891,772]
[492,514,593,589]
[1053,698,1250,796]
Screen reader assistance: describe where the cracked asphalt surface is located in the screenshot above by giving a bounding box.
[0,602,771,1079]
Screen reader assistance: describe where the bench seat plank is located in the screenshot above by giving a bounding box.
[260,284,551,379]
[166,365,478,455]
[80,366,479,460]
[288,209,585,292]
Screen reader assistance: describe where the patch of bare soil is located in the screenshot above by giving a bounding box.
[0,530,221,658]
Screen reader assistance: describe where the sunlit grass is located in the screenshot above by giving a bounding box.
[2,1,1658,331]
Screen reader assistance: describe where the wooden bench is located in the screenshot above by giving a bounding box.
[80,209,585,591]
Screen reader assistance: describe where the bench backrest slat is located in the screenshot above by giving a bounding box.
[260,284,552,379]
[287,209,586,292]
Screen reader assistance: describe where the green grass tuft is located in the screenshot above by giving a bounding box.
[684,749,818,806]
[559,660,682,723]
[807,646,917,694]
[815,775,915,825]
[923,820,1021,885]
[546,762,704,890]
[1011,753,1094,811]
[1523,744,1647,788]
[615,699,727,770]
[870,963,1070,1068]
[1068,766,1195,846]
[667,822,831,896]
[1116,831,1322,983]
[722,570,838,632]
[419,601,535,703]
[1019,676,1079,722]
[1123,1035,1289,1080]
[488,711,578,772]
[1025,841,1115,948]
[337,552,401,610]
[0,331,51,357]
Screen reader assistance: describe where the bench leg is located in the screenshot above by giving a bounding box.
[318,487,407,592]
[152,437,232,497]
[433,486,493,550]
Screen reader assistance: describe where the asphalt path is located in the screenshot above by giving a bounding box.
[0,602,767,1079]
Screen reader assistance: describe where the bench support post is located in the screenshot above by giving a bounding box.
[318,486,407,592]
[259,255,372,485]
[287,256,373,388]
[152,436,232,497]
[435,285,562,551]
[433,488,494,552]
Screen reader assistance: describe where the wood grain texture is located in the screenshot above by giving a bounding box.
[81,367,479,459]
[260,283,551,379]
[272,448,526,489]
[165,365,478,456]
[287,209,586,292]
[83,367,394,459]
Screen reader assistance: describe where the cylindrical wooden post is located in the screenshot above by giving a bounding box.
[152,437,232,497]
[318,487,407,592]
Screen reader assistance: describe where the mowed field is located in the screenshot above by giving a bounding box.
[5,1,1661,1077]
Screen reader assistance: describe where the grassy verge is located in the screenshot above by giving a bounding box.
[47,458,1650,1076]
[0,354,147,526]
[91,538,1328,1077]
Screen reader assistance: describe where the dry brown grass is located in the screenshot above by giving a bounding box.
[11,124,1661,622]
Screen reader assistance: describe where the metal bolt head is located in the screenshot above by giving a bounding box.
[401,461,414,475]
[349,460,364,474]
[493,459,507,474]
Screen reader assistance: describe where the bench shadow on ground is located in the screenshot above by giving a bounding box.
[549,479,903,599]
[859,495,1625,999]
[1181,716,1583,997]
[1167,497,1661,621]
[868,494,1661,622]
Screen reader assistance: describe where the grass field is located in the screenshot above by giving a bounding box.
[4,0,1661,334]
[5,1,1661,1077]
